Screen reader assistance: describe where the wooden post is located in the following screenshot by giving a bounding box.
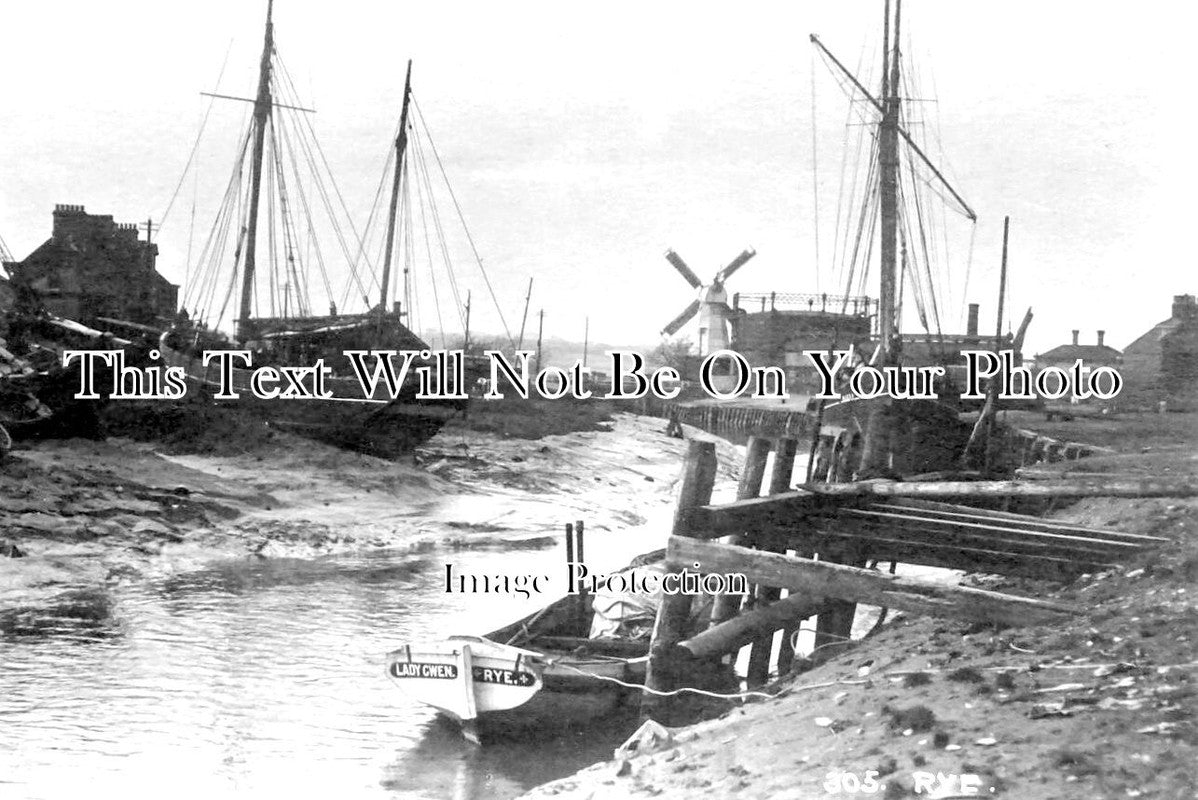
[641,439,718,722]
[752,438,800,680]
[708,436,771,627]
[813,549,861,657]
[575,519,588,633]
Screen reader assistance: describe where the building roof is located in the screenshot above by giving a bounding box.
[1124,318,1181,355]
[1036,343,1122,363]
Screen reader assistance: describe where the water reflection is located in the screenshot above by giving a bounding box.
[382,716,626,800]
[1,533,647,800]
[0,586,120,642]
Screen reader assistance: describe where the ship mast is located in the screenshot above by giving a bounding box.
[238,0,275,341]
[877,0,901,360]
[380,60,414,312]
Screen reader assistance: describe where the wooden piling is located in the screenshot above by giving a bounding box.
[708,436,772,628]
[641,438,718,722]
[746,437,798,686]
[575,519,588,633]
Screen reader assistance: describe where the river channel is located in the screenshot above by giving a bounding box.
[1,533,661,800]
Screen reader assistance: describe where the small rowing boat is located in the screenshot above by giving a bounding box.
[386,587,654,742]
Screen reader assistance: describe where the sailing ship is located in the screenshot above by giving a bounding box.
[161,2,499,458]
[802,0,1033,478]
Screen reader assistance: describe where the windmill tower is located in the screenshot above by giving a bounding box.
[660,247,756,354]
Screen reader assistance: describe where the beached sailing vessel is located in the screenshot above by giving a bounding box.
[803,0,1033,478]
[162,2,504,457]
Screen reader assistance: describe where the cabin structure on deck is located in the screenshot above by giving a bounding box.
[3,204,178,327]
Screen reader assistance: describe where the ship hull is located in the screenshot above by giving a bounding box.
[160,343,466,459]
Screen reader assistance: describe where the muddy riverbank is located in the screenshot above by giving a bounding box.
[519,412,1198,800]
[0,413,742,641]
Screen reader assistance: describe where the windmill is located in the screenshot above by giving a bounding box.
[660,247,756,355]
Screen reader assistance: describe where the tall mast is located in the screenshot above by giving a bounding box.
[238,0,275,340]
[877,0,901,359]
[380,59,414,311]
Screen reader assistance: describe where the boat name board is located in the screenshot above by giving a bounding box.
[388,660,536,687]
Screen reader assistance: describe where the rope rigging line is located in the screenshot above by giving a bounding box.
[274,51,376,308]
[841,134,880,312]
[185,119,253,321]
[828,44,873,297]
[959,219,978,333]
[159,39,235,234]
[213,175,258,330]
[266,129,278,318]
[905,59,952,328]
[412,95,515,347]
[269,112,311,317]
[411,152,449,346]
[896,168,933,335]
[344,110,403,314]
[401,167,424,337]
[409,126,467,331]
[272,101,332,312]
[809,49,821,291]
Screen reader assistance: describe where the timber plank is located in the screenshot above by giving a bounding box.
[668,536,1080,626]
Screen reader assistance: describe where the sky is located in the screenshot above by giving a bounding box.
[1,0,1194,357]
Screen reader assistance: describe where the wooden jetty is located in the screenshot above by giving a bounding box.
[641,394,1116,474]
[639,435,1180,721]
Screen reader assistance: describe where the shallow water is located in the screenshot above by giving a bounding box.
[0,534,651,800]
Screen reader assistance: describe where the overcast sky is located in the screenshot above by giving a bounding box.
[1,1,1193,355]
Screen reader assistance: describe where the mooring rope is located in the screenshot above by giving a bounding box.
[553,662,867,701]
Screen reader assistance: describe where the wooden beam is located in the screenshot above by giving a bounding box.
[799,478,1198,500]
[836,509,1147,555]
[690,491,829,537]
[800,524,1114,578]
[668,537,1079,627]
[877,499,1170,545]
[681,592,831,660]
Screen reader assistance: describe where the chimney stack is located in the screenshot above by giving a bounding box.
[966,303,979,337]
[1071,329,1079,346]
[1173,294,1197,321]
[1097,330,1105,347]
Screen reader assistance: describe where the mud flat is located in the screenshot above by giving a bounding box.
[0,413,741,629]
[520,412,1198,800]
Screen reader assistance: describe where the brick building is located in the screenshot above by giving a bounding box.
[3,204,178,327]
[1120,294,1198,408]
